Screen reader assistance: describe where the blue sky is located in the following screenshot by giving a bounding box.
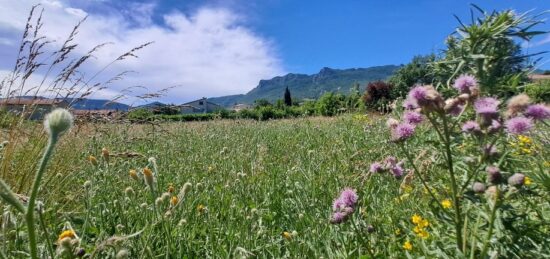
[0,0,549,103]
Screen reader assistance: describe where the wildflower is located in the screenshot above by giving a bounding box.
[524,104,550,121]
[524,176,532,186]
[58,230,76,242]
[88,155,98,166]
[44,108,73,138]
[369,162,383,173]
[486,166,502,184]
[101,148,110,162]
[403,111,423,125]
[391,123,416,142]
[168,184,175,193]
[161,192,171,202]
[407,85,444,111]
[124,187,134,197]
[395,229,401,235]
[444,98,464,116]
[441,199,452,209]
[508,173,525,187]
[462,121,481,134]
[505,117,533,135]
[417,229,429,239]
[403,98,418,110]
[418,219,429,228]
[385,118,399,129]
[474,97,500,116]
[390,162,405,178]
[197,204,206,213]
[143,167,154,188]
[170,196,178,206]
[453,74,477,94]
[472,182,486,193]
[330,188,358,224]
[506,94,531,117]
[403,240,413,251]
[487,119,501,133]
[411,214,422,224]
[282,231,292,240]
[129,170,138,180]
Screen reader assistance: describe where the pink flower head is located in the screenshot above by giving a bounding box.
[339,188,358,208]
[403,98,418,110]
[390,162,405,178]
[391,123,415,142]
[474,97,500,115]
[369,162,383,173]
[461,121,481,134]
[330,212,347,224]
[408,86,428,104]
[453,74,477,94]
[487,119,501,133]
[524,104,550,121]
[403,111,423,125]
[505,117,533,135]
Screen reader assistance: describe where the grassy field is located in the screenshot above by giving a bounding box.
[1,112,549,258]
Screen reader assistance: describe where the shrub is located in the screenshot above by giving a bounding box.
[362,81,393,112]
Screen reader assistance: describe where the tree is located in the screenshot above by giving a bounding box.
[362,81,393,112]
[388,55,436,99]
[254,99,271,108]
[284,87,292,106]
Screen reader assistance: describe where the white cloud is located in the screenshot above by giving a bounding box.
[0,0,284,104]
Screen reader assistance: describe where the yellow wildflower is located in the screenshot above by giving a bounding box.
[524,177,532,186]
[417,229,429,239]
[413,226,422,234]
[395,229,401,235]
[101,147,110,162]
[418,219,429,228]
[197,204,206,213]
[129,170,138,180]
[143,167,154,187]
[282,231,292,240]
[88,155,98,166]
[403,240,412,251]
[58,230,75,242]
[411,214,422,224]
[441,199,452,209]
[170,196,178,206]
[168,184,175,193]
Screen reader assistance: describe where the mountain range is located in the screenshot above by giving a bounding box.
[209,65,400,107]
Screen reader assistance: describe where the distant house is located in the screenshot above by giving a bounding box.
[232,103,251,112]
[179,98,222,114]
[0,97,69,120]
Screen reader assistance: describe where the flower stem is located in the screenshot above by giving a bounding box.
[26,135,57,259]
[480,188,499,258]
[441,115,464,251]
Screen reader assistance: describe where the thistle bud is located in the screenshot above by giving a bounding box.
[366,224,375,233]
[129,170,138,181]
[472,182,486,193]
[116,249,129,259]
[88,155,98,166]
[508,173,525,187]
[486,166,502,184]
[44,108,73,138]
[161,192,170,202]
[124,187,134,197]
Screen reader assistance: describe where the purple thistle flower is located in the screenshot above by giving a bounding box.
[403,98,418,110]
[391,123,415,142]
[462,121,481,134]
[487,120,501,133]
[339,188,358,208]
[508,173,525,187]
[384,156,397,166]
[390,163,404,178]
[330,212,347,224]
[505,117,533,135]
[332,198,346,211]
[369,162,383,173]
[453,74,477,94]
[524,104,550,121]
[408,86,428,104]
[448,103,465,116]
[403,111,423,125]
[474,97,500,115]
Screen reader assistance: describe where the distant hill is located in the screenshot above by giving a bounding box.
[65,98,130,111]
[209,65,400,107]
